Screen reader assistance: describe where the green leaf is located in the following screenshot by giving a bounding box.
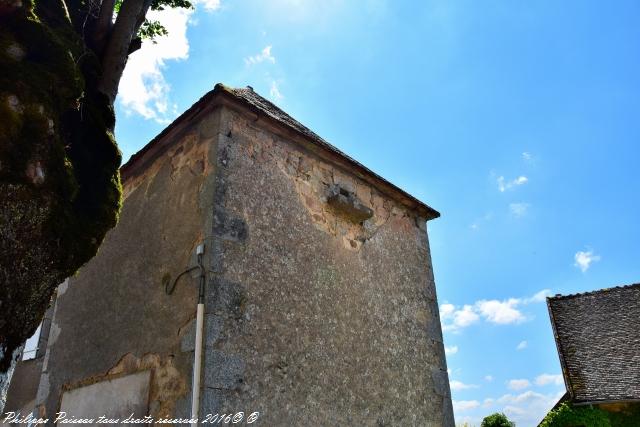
[150,0,193,11]
[137,19,168,41]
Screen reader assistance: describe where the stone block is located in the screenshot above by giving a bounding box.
[326,185,373,223]
[431,366,450,397]
[204,351,245,390]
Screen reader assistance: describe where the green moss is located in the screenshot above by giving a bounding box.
[1,7,122,264]
[0,93,23,142]
[0,6,122,368]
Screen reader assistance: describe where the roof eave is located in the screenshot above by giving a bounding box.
[547,297,575,400]
[215,85,440,220]
[573,398,640,406]
[121,84,440,220]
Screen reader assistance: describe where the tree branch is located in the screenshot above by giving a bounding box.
[128,36,142,54]
[64,0,99,36]
[33,0,72,29]
[97,0,151,103]
[90,0,115,55]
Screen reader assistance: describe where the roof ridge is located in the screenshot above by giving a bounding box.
[548,282,640,300]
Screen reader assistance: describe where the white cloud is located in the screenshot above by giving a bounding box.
[195,0,221,11]
[497,390,565,426]
[574,250,601,272]
[484,375,494,382]
[453,305,479,327]
[452,400,480,412]
[445,345,458,355]
[535,373,564,387]
[522,152,532,161]
[516,340,528,350]
[514,176,528,185]
[440,303,455,318]
[117,2,220,123]
[524,289,551,304]
[440,304,480,332]
[497,175,528,192]
[269,80,283,101]
[118,9,189,123]
[450,380,479,391]
[457,390,564,426]
[507,379,531,391]
[245,45,276,66]
[469,212,493,231]
[509,202,530,217]
[476,298,526,324]
[440,289,549,332]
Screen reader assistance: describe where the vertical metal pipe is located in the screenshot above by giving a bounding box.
[191,246,206,426]
[191,302,204,426]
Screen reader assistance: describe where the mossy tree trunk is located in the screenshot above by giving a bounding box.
[0,0,155,409]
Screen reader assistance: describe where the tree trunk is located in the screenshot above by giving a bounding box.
[0,0,180,408]
[0,0,123,408]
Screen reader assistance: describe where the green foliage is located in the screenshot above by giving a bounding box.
[607,405,640,427]
[539,402,640,427]
[481,412,515,427]
[150,0,193,11]
[114,0,193,42]
[137,19,168,41]
[539,402,610,427]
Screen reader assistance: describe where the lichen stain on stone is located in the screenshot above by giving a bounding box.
[229,118,421,251]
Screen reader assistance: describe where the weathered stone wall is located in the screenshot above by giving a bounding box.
[3,357,42,417]
[35,106,221,421]
[33,99,452,426]
[192,106,453,426]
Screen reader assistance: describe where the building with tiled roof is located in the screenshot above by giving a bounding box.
[5,84,453,425]
[540,283,640,425]
[547,283,640,405]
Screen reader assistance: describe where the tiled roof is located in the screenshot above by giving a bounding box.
[121,84,439,220]
[547,283,640,404]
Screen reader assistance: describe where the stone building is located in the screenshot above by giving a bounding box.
[5,84,453,425]
[541,283,640,424]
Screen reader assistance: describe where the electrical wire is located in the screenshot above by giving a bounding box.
[165,250,207,298]
[165,265,200,295]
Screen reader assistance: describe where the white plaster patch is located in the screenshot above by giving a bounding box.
[60,371,151,421]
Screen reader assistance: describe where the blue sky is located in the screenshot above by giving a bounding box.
[112,1,640,425]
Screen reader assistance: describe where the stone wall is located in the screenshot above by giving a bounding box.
[3,357,42,417]
[33,98,452,426]
[35,104,221,421]
[189,106,453,426]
